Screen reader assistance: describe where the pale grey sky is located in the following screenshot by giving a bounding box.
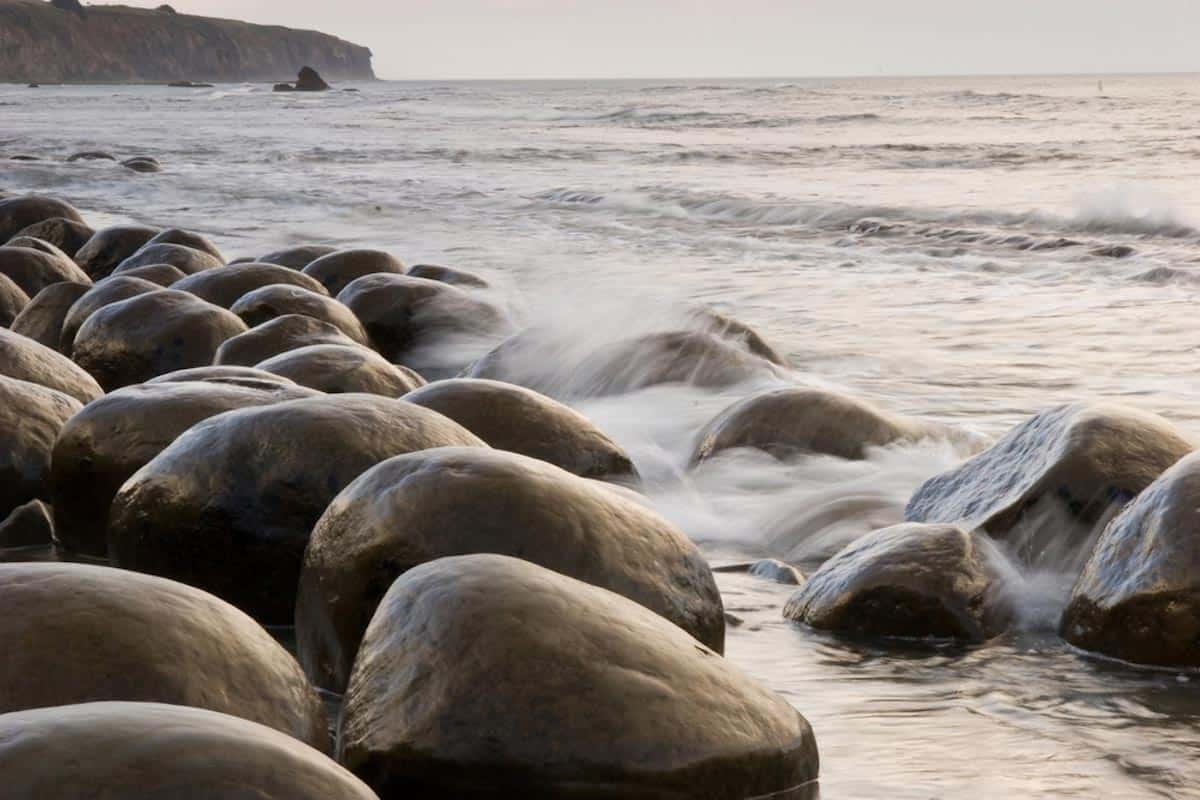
[121,1,1200,80]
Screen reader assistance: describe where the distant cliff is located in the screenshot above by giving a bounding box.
[0,0,375,83]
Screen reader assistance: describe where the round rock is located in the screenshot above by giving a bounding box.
[74,224,159,280]
[0,273,30,327]
[302,248,404,296]
[72,289,248,390]
[256,244,338,270]
[146,365,301,390]
[59,275,162,354]
[0,327,103,402]
[144,227,223,262]
[407,263,489,288]
[0,195,83,242]
[108,394,487,622]
[0,376,80,519]
[216,313,363,366]
[257,344,424,396]
[232,284,370,345]
[338,554,817,799]
[13,217,95,257]
[174,262,329,308]
[404,377,637,481]
[10,282,89,349]
[0,246,91,296]
[111,262,187,286]
[115,242,221,275]
[0,499,54,548]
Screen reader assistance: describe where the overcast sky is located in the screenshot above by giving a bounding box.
[121,1,1200,80]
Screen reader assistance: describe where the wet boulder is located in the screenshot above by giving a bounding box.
[0,328,102,402]
[0,273,30,327]
[691,387,928,465]
[0,376,80,519]
[144,227,224,262]
[298,447,717,691]
[0,195,83,242]
[784,523,1012,641]
[338,554,816,799]
[66,150,116,162]
[468,329,779,398]
[59,275,162,354]
[407,263,489,288]
[256,244,338,270]
[714,558,805,585]
[0,246,91,296]
[295,66,331,91]
[404,378,637,481]
[1062,451,1200,667]
[688,307,788,366]
[174,262,328,308]
[232,284,370,346]
[71,289,248,390]
[122,157,162,173]
[337,273,511,366]
[74,224,159,280]
[146,365,302,390]
[111,262,187,286]
[5,235,75,263]
[13,217,95,258]
[302,248,404,296]
[215,313,362,366]
[256,344,424,397]
[115,242,221,275]
[0,499,54,548]
[906,402,1195,561]
[50,380,314,556]
[0,563,328,748]
[10,282,89,349]
[108,394,487,622]
[0,702,378,800]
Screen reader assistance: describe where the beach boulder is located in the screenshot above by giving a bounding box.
[256,244,338,270]
[0,563,328,749]
[115,242,220,275]
[407,263,489,288]
[111,262,187,286]
[108,394,487,622]
[337,554,816,799]
[146,365,302,390]
[174,262,328,308]
[50,380,315,556]
[784,523,1013,641]
[74,224,159,280]
[12,217,94,257]
[0,273,29,327]
[256,344,424,396]
[216,313,362,366]
[232,284,370,345]
[10,282,89,348]
[403,378,637,481]
[302,248,404,296]
[59,275,162,354]
[0,376,80,520]
[906,403,1195,561]
[0,702,377,800]
[1062,451,1200,667]
[0,195,83,243]
[144,228,223,262]
[297,447,718,691]
[0,499,54,548]
[71,289,248,390]
[0,327,102,402]
[296,66,331,91]
[0,246,91,296]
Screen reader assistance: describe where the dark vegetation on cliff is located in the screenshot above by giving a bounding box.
[0,0,375,83]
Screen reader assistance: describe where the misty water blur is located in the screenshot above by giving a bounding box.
[4,72,1200,798]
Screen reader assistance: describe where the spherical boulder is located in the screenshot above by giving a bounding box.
[0,376,80,520]
[257,344,424,396]
[298,447,721,691]
[0,499,54,548]
[338,554,817,799]
[0,563,328,748]
[691,387,928,465]
[146,365,301,390]
[111,262,187,286]
[407,262,489,288]
[174,262,328,308]
[0,702,378,800]
[0,195,83,242]
[5,235,75,263]
[74,224,159,280]
[115,242,221,275]
[232,284,370,345]
[108,394,487,622]
[144,227,223,262]
[784,523,1013,641]
[10,282,89,348]
[50,380,314,556]
[0,327,102,402]
[906,402,1195,562]
[59,275,162,354]
[302,248,404,296]
[0,246,91,296]
[688,306,787,366]
[12,217,95,257]
[0,273,29,327]
[337,273,511,365]
[122,156,162,173]
[1062,451,1200,667]
[403,378,637,481]
[256,244,337,270]
[72,289,248,390]
[215,313,362,366]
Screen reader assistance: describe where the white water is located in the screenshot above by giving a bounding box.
[5,73,1200,798]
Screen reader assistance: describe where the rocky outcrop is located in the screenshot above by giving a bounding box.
[0,0,375,84]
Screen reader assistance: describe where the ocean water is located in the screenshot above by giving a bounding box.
[4,73,1200,798]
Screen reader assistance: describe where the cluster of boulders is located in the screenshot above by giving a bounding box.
[0,192,820,798]
[7,150,164,172]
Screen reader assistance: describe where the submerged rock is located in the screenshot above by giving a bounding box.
[66,151,117,162]
[337,554,817,799]
[0,195,83,243]
[108,394,486,622]
[0,563,328,749]
[74,224,159,280]
[0,702,377,800]
[296,66,331,91]
[216,313,362,366]
[1062,451,1200,667]
[173,261,328,307]
[784,523,1012,641]
[121,156,162,173]
[256,344,424,396]
[297,447,719,691]
[232,284,370,345]
[713,558,805,585]
[0,376,80,520]
[906,403,1195,561]
[403,378,638,481]
[50,380,314,556]
[302,248,404,296]
[0,327,102,402]
[71,289,248,389]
